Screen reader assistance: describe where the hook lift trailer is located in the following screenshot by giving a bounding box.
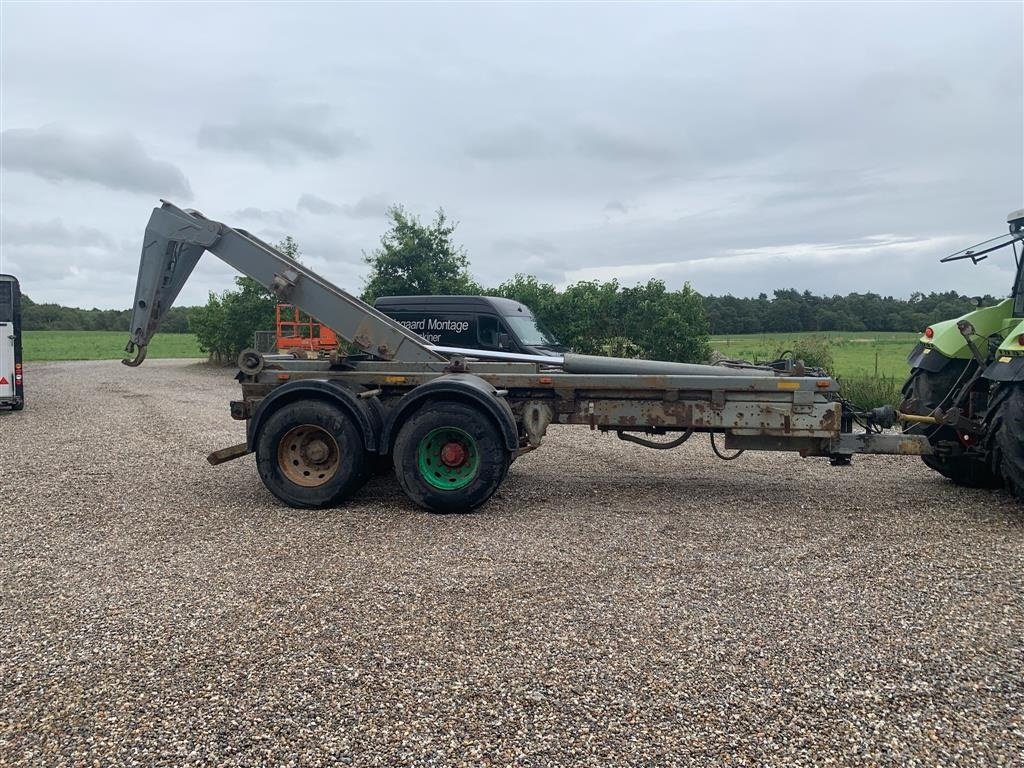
[124,201,936,513]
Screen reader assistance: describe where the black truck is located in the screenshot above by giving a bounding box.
[373,295,566,357]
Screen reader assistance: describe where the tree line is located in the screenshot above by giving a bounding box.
[20,294,192,333]
[20,206,1000,364]
[703,289,999,336]
[22,285,992,340]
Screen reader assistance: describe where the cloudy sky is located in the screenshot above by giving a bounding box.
[1,2,1022,309]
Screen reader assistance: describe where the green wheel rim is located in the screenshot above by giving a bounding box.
[417,427,480,490]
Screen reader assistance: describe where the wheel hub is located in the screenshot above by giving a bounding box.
[440,441,467,467]
[278,425,340,487]
[304,439,330,464]
[416,427,480,491]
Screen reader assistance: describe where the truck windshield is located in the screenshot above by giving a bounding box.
[504,315,557,346]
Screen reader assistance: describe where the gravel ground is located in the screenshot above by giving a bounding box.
[1,359,1022,767]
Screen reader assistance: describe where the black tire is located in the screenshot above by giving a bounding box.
[987,383,1024,499]
[365,452,394,477]
[11,399,23,411]
[393,401,510,513]
[901,363,1000,488]
[255,399,366,508]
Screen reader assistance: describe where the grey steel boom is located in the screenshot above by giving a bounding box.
[124,201,446,366]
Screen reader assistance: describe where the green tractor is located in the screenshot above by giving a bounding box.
[900,208,1024,499]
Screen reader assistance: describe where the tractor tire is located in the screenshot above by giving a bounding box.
[393,401,510,514]
[986,383,1024,499]
[901,363,1000,488]
[255,399,366,508]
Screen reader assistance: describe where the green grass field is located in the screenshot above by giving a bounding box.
[22,329,923,379]
[710,331,919,379]
[23,331,203,362]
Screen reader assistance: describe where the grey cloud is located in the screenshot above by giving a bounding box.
[229,207,296,229]
[857,71,954,107]
[466,125,546,160]
[756,170,882,208]
[297,193,342,215]
[493,236,558,256]
[573,126,674,165]
[2,218,117,250]
[604,200,628,214]
[0,125,192,198]
[298,193,389,219]
[342,195,391,219]
[250,228,291,246]
[467,123,674,166]
[197,105,366,165]
[476,247,566,287]
[467,123,673,166]
[2,228,134,288]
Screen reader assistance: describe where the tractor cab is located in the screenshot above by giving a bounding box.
[913,208,1024,363]
[940,208,1024,318]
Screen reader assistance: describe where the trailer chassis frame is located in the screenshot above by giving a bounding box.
[121,201,933,512]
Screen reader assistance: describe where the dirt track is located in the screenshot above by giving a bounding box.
[1,360,1022,766]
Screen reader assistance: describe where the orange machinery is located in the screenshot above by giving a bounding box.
[275,304,339,354]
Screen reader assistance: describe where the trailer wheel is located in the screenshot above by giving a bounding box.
[901,364,999,488]
[255,399,366,508]
[986,383,1024,499]
[393,401,510,513]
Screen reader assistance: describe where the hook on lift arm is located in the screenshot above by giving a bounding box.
[122,341,148,367]
[120,202,220,367]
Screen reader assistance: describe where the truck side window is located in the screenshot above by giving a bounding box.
[477,314,500,349]
[0,283,12,323]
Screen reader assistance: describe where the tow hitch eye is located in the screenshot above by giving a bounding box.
[847,403,897,432]
[865,405,896,430]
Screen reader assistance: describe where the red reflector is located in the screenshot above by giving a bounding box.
[924,327,934,339]
[1018,334,1024,346]
[0,376,7,385]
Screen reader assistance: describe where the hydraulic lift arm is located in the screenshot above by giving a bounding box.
[122,201,446,366]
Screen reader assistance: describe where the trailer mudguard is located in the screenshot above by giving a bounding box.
[907,342,955,373]
[381,373,519,454]
[247,379,384,452]
[983,355,1024,382]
